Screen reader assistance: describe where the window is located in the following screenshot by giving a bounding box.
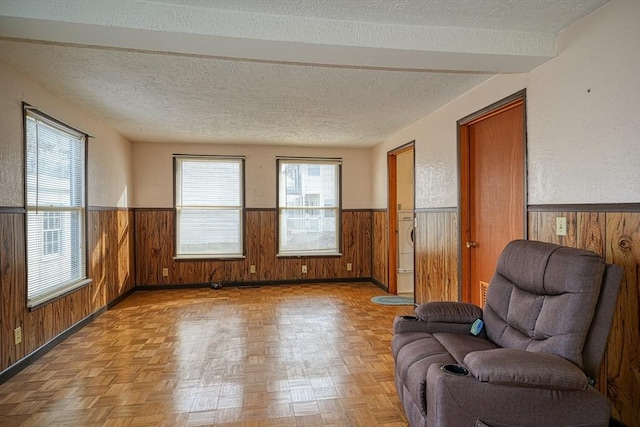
[277,158,341,255]
[25,107,89,308]
[174,156,244,258]
[42,212,62,256]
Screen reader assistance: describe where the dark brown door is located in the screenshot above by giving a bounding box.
[460,95,526,306]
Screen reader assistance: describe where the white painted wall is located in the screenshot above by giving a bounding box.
[0,60,133,207]
[372,73,528,208]
[526,0,640,204]
[3,0,636,210]
[396,149,414,211]
[132,142,371,209]
[372,0,640,208]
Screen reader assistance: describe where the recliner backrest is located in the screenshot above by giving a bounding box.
[483,240,605,369]
[581,262,623,381]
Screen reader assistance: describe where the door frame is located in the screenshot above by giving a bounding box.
[457,90,528,303]
[387,141,415,295]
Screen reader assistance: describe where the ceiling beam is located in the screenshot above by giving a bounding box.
[0,2,556,73]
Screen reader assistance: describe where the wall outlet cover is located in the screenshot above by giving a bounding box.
[556,217,567,236]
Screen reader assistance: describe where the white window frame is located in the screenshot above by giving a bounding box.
[25,106,90,308]
[277,158,341,256]
[174,155,245,259]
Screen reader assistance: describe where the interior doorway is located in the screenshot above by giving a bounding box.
[458,91,526,306]
[387,142,415,296]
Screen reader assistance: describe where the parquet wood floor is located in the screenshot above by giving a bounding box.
[0,283,412,426]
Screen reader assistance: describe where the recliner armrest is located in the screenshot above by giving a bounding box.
[464,348,589,391]
[415,301,482,324]
[393,301,483,335]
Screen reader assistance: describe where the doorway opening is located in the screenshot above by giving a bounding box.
[387,142,415,296]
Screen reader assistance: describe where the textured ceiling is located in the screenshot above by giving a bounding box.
[146,0,607,32]
[0,0,610,147]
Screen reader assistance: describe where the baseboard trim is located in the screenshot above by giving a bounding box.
[135,277,374,290]
[0,305,107,384]
[107,287,136,309]
[135,283,211,290]
[370,277,389,292]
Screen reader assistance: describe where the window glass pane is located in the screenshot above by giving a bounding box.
[278,159,340,255]
[177,209,241,255]
[25,109,87,307]
[279,208,338,253]
[279,162,338,207]
[175,156,244,257]
[27,210,85,292]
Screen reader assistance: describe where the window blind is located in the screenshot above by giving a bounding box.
[174,156,244,257]
[25,109,89,307]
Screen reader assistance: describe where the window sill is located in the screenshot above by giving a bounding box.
[174,255,246,261]
[277,252,342,258]
[27,278,93,310]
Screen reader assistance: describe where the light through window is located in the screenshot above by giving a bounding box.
[174,156,244,258]
[25,107,89,307]
[277,158,341,256]
[42,211,62,256]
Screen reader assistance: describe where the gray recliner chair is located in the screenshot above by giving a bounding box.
[392,240,623,427]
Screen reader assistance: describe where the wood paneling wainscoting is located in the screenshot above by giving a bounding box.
[528,206,639,426]
[371,210,388,289]
[0,207,135,375]
[134,209,372,286]
[3,203,636,424]
[88,208,135,306]
[414,208,459,304]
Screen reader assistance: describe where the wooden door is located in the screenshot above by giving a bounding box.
[460,94,526,305]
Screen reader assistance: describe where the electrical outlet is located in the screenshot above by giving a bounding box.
[302,265,307,274]
[346,262,353,271]
[162,268,169,277]
[556,217,567,236]
[14,327,22,345]
[250,265,256,274]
